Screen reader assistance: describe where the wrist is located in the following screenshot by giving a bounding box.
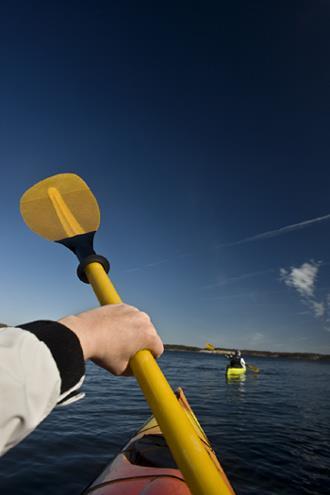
[59,315,95,361]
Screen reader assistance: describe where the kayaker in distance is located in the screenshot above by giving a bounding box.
[0,304,163,457]
[227,350,246,369]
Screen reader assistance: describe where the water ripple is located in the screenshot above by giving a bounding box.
[0,353,329,494]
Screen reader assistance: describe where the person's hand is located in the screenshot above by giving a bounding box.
[59,304,163,376]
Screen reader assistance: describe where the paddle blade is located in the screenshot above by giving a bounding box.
[20,173,100,241]
[247,363,260,373]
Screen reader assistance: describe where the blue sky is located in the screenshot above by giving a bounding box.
[1,2,330,353]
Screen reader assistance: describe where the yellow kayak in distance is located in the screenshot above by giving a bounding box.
[226,366,247,378]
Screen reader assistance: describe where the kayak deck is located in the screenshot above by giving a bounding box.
[226,366,246,378]
[82,388,232,495]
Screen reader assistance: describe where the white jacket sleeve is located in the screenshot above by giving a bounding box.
[0,321,85,457]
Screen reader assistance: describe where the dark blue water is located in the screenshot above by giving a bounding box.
[0,352,329,494]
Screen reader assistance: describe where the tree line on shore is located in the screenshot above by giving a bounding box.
[164,344,330,361]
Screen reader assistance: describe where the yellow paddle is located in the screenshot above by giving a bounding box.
[20,173,235,495]
[246,363,260,373]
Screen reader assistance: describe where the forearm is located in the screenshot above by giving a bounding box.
[0,304,163,456]
[0,322,85,456]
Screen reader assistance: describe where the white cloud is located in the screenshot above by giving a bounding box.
[311,301,325,318]
[280,260,330,323]
[280,261,321,298]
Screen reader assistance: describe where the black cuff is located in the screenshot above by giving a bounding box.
[17,320,85,395]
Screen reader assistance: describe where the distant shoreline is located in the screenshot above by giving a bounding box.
[164,344,330,361]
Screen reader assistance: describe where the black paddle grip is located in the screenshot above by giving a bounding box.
[56,232,110,284]
[77,254,110,284]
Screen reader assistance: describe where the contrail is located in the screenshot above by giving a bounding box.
[123,258,169,273]
[201,268,274,290]
[217,213,330,248]
[123,214,330,273]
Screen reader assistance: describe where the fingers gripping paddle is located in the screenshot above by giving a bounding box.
[20,173,235,495]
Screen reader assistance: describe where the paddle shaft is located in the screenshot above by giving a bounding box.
[84,261,235,495]
[246,363,260,373]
